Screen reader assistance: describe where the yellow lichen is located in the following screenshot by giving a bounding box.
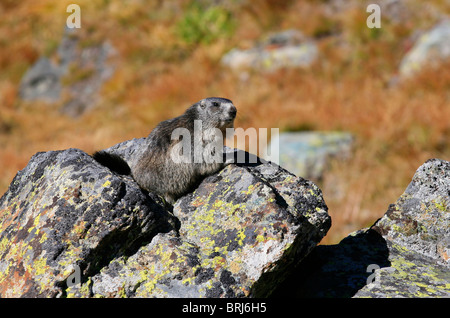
[241,184,256,195]
[236,228,246,246]
[0,237,9,254]
[33,257,48,276]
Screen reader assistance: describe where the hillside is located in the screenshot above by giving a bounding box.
[0,0,449,243]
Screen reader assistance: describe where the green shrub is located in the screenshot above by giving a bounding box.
[176,2,235,45]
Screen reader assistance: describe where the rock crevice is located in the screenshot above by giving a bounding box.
[0,141,331,297]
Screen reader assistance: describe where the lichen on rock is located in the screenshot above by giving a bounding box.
[0,141,331,298]
[272,158,450,298]
[2,139,446,298]
[0,148,172,297]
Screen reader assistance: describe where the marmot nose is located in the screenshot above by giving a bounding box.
[229,105,237,118]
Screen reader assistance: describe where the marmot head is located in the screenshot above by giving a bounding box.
[191,97,237,130]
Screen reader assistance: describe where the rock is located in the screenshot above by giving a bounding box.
[372,159,450,266]
[356,158,450,297]
[1,139,448,298]
[221,29,318,72]
[19,57,62,102]
[19,27,116,117]
[272,131,353,180]
[399,19,450,78]
[273,158,450,298]
[0,139,331,297]
[0,148,173,297]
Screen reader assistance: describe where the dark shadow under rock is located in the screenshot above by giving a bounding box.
[271,228,390,298]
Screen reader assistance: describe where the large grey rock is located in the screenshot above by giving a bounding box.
[0,148,173,297]
[273,158,450,298]
[372,159,450,266]
[356,158,450,297]
[0,139,331,298]
[272,131,353,180]
[3,138,446,298]
[19,57,62,102]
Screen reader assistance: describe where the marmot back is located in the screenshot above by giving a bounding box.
[95,97,237,204]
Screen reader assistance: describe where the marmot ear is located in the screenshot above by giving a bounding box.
[199,99,206,109]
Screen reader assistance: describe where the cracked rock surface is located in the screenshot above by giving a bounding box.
[0,140,331,297]
[272,159,450,298]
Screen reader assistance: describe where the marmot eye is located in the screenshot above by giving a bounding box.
[212,102,220,107]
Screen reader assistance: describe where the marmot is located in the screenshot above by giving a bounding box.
[94,97,237,204]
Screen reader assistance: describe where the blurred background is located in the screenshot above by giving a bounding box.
[0,0,449,244]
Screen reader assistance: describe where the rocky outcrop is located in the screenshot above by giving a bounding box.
[273,159,450,298]
[356,158,450,297]
[0,136,448,298]
[0,148,173,297]
[0,140,331,297]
